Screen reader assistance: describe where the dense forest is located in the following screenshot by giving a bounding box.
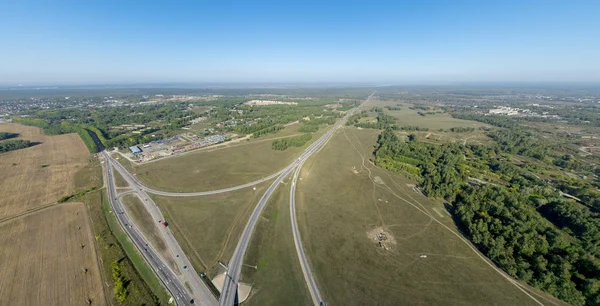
[372,127,600,305]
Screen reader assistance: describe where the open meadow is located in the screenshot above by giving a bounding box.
[0,202,106,306]
[150,179,273,277]
[126,125,327,192]
[296,127,566,306]
[0,123,90,217]
[368,100,487,129]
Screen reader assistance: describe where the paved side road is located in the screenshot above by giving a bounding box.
[219,91,376,306]
[104,153,218,306]
[110,156,285,197]
[104,157,193,305]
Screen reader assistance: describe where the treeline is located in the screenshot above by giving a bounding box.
[409,104,431,111]
[58,186,97,203]
[13,117,104,153]
[374,128,465,200]
[373,127,600,305]
[384,106,402,110]
[298,115,337,133]
[252,125,283,138]
[440,127,476,133]
[349,108,397,130]
[0,132,18,140]
[271,134,312,150]
[346,111,368,126]
[417,111,440,116]
[0,139,33,153]
[451,113,515,128]
[235,120,278,134]
[299,124,319,133]
[398,125,429,131]
[111,261,128,303]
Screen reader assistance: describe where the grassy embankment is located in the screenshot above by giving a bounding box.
[75,160,170,305]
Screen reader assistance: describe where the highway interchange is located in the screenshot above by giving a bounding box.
[100,91,376,306]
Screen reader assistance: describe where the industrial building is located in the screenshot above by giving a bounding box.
[129,146,142,155]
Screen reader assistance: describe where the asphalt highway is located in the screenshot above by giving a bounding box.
[219,91,376,306]
[104,157,193,305]
[104,153,218,306]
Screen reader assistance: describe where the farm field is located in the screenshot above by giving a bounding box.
[0,123,90,217]
[242,184,312,306]
[0,202,106,306]
[296,127,565,306]
[150,178,273,277]
[127,126,328,192]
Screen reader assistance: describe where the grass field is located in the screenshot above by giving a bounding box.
[0,123,90,217]
[121,194,182,275]
[0,202,106,306]
[113,169,129,188]
[368,100,487,129]
[296,127,565,306]
[242,184,312,305]
[150,179,273,278]
[75,160,169,305]
[127,126,327,192]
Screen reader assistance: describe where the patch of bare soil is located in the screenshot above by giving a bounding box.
[366,226,396,250]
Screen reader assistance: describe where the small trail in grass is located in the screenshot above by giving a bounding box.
[341,128,547,306]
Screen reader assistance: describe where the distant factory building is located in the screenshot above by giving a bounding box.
[129,146,142,154]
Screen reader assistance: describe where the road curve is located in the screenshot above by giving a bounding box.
[290,157,323,305]
[219,91,376,306]
[110,154,286,197]
[104,152,218,306]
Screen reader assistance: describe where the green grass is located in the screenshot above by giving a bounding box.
[128,127,327,192]
[74,160,169,305]
[112,168,129,188]
[150,179,273,278]
[368,100,487,130]
[295,127,564,306]
[242,182,312,306]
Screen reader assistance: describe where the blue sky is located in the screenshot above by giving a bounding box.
[1,0,599,85]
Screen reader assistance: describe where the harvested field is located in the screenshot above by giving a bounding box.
[0,123,89,217]
[296,127,566,306]
[0,202,105,306]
